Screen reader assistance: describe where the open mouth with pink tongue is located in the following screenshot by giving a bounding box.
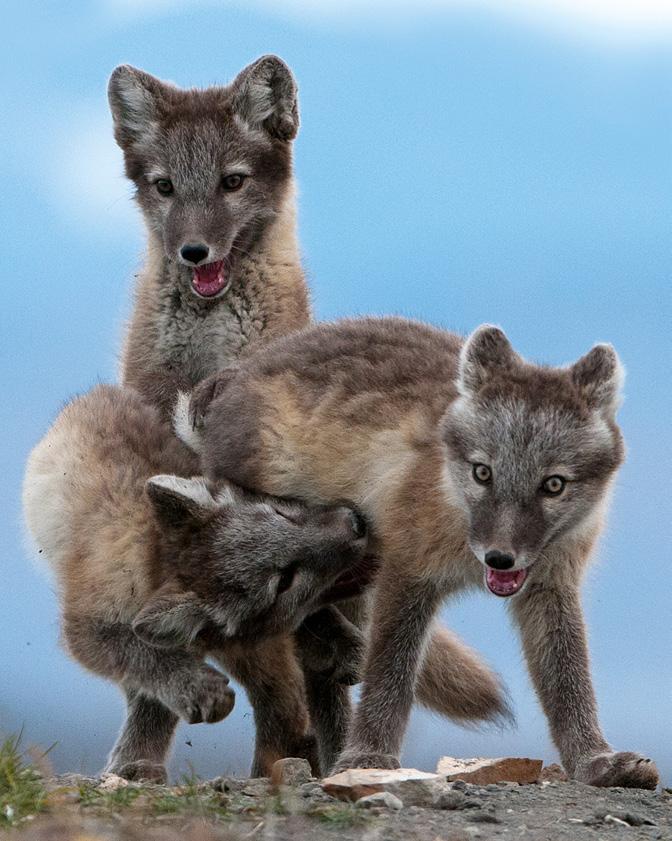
[485,566,529,597]
[191,260,229,298]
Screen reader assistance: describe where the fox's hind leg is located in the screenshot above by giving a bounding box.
[217,636,319,778]
[512,582,659,790]
[105,690,178,783]
[296,606,366,772]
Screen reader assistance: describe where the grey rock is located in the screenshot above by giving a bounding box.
[435,790,468,810]
[470,810,501,824]
[620,811,656,827]
[355,791,404,810]
[593,808,656,827]
[271,757,313,787]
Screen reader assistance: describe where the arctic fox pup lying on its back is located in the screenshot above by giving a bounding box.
[182,318,659,788]
[23,385,369,782]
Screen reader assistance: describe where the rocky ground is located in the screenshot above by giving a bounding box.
[3,763,671,841]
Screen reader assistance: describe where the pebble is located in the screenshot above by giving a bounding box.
[271,757,313,787]
[435,790,468,810]
[355,791,404,810]
[604,814,630,827]
[470,810,502,824]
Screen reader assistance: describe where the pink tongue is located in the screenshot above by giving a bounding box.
[485,567,528,597]
[192,261,227,297]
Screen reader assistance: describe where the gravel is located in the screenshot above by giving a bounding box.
[9,773,672,840]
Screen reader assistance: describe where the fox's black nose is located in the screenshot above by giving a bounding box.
[485,550,515,570]
[180,243,210,265]
[349,510,367,540]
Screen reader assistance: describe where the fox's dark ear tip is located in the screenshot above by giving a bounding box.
[464,324,512,360]
[109,64,135,85]
[471,323,507,343]
[255,54,291,71]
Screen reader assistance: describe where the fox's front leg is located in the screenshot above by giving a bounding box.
[65,616,234,724]
[512,583,659,789]
[334,572,442,772]
[105,689,178,783]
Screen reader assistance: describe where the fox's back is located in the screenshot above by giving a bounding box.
[23,385,195,619]
[201,318,462,510]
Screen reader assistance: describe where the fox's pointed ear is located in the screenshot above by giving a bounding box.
[146,475,217,527]
[108,65,172,147]
[458,325,518,395]
[571,344,624,415]
[132,584,207,649]
[232,55,299,141]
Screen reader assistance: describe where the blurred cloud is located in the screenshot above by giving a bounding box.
[103,0,672,37]
[48,104,139,240]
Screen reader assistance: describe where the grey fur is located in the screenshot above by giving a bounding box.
[108,57,310,421]
[183,317,659,788]
[107,58,383,771]
[24,385,368,780]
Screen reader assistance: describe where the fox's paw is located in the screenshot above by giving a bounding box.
[331,750,400,773]
[108,760,167,784]
[329,624,365,685]
[175,666,235,724]
[298,607,365,685]
[575,751,659,790]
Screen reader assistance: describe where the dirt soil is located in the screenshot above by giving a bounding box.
[6,773,672,841]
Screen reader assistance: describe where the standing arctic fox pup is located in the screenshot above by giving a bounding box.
[109,57,510,772]
[108,55,310,420]
[23,385,369,782]
[184,318,659,788]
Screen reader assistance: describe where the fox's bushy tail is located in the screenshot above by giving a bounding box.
[417,625,513,726]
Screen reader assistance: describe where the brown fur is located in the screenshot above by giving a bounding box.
[186,317,659,787]
[109,57,311,422]
[110,60,507,768]
[23,385,371,780]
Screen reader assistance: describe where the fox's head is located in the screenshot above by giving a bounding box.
[108,56,298,300]
[132,476,370,647]
[442,325,625,598]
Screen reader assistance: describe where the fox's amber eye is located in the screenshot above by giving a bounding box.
[541,475,566,496]
[221,173,246,192]
[155,178,173,196]
[472,463,492,485]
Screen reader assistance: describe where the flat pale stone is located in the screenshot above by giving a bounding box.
[322,767,442,804]
[436,756,543,785]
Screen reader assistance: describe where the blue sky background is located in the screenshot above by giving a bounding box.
[2,0,670,784]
